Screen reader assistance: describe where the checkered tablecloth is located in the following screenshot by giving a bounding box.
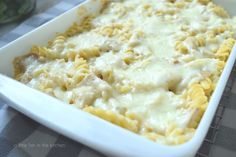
[0,0,236,157]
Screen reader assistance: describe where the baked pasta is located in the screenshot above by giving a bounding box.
[13,0,236,145]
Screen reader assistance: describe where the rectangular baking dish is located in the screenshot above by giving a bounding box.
[0,0,236,157]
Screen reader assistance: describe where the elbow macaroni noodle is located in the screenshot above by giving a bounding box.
[13,0,236,145]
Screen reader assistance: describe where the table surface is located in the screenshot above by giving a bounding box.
[0,0,62,36]
[1,1,236,157]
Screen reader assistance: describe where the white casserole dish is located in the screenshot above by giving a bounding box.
[0,0,236,156]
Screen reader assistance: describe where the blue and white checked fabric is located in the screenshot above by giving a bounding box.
[0,1,236,157]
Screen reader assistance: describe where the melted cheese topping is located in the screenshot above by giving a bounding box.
[14,0,236,145]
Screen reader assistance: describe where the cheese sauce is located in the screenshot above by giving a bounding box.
[15,0,236,144]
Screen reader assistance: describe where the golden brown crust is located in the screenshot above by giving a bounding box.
[198,0,211,5]
[13,54,38,80]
